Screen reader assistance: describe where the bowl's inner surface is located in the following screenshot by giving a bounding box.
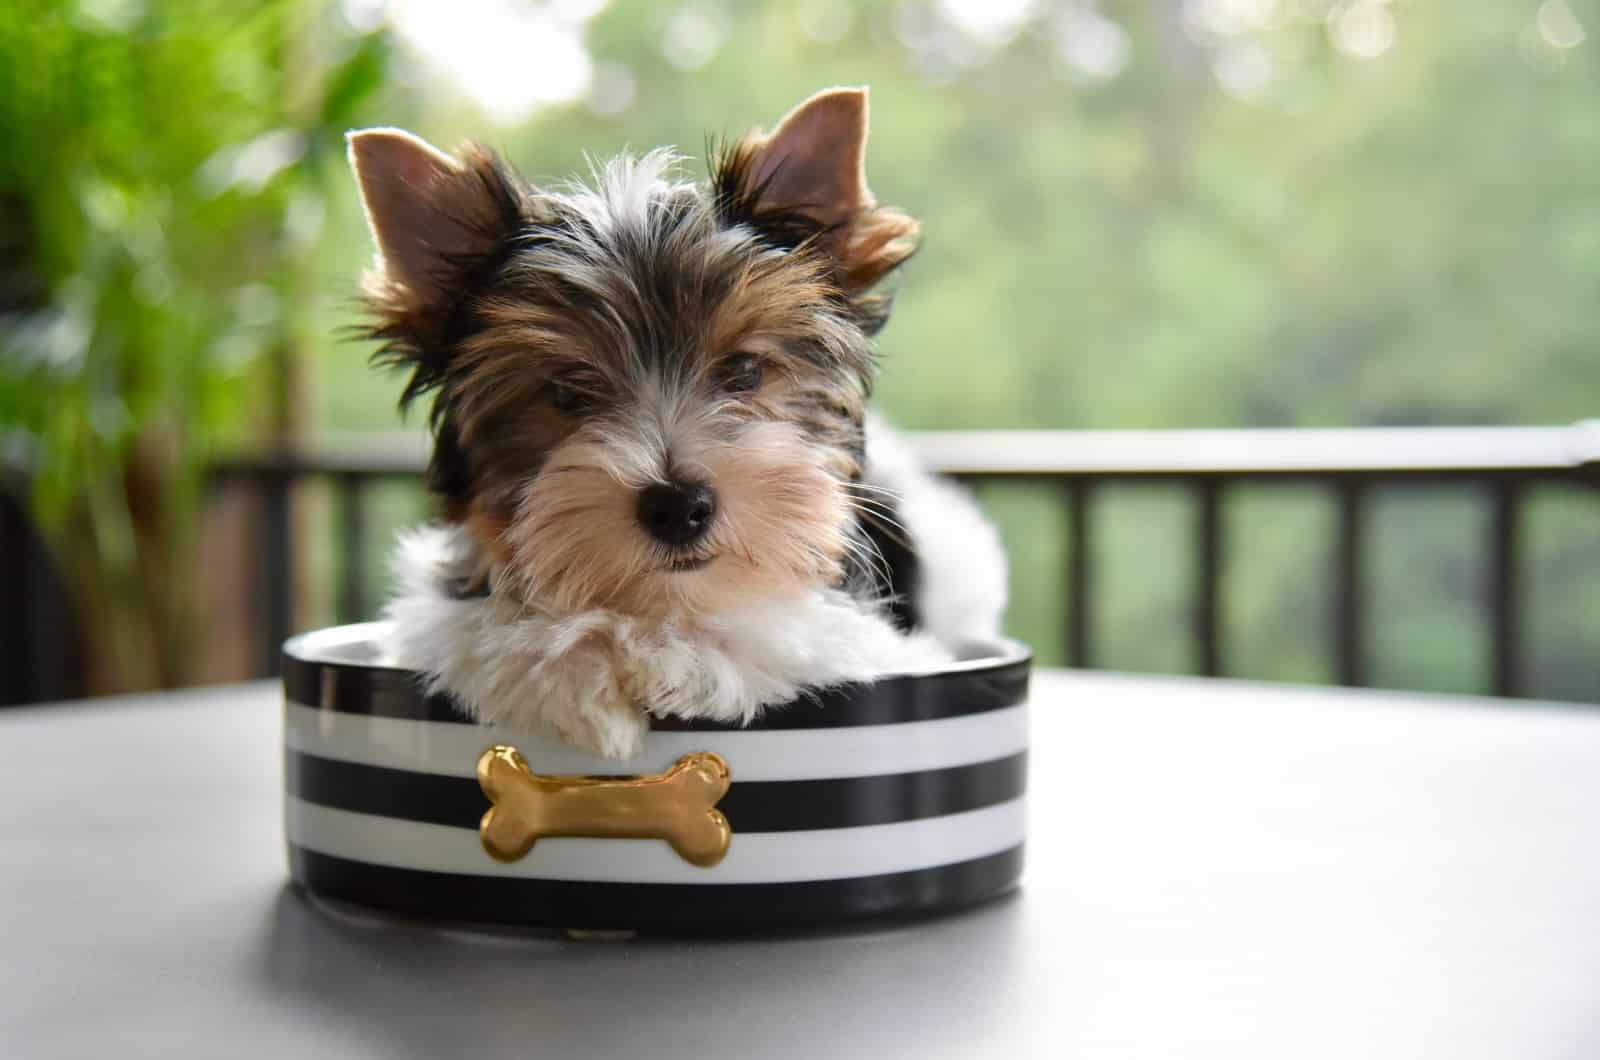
[296,623,391,667]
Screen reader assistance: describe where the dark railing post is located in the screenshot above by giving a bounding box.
[1065,479,1094,668]
[260,472,292,678]
[1489,480,1523,698]
[1334,480,1367,687]
[1,487,33,705]
[337,474,369,625]
[1194,478,1224,677]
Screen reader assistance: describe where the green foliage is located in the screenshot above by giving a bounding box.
[0,0,385,688]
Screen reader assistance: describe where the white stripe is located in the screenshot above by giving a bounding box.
[284,701,1028,782]
[285,795,1026,885]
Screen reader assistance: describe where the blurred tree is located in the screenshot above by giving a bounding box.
[0,1,386,691]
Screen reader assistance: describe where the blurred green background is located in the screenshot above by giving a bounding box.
[2,0,1596,699]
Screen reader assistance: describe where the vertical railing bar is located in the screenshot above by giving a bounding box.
[1334,478,1367,687]
[260,470,292,679]
[2,490,35,704]
[25,509,68,702]
[1065,478,1094,668]
[1489,478,1523,698]
[1195,478,1223,677]
[337,473,369,625]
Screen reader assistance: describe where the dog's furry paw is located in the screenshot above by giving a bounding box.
[486,639,652,760]
[388,586,653,759]
[541,694,649,760]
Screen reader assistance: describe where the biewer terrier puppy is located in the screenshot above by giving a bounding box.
[350,87,1006,758]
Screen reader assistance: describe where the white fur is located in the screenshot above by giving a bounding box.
[575,148,682,238]
[382,422,1007,760]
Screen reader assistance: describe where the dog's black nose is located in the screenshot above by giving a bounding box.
[637,480,716,547]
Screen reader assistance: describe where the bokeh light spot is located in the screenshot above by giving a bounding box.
[1537,0,1585,50]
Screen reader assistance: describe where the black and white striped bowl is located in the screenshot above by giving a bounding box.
[282,622,1030,934]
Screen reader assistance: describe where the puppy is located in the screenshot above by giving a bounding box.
[350,87,1006,758]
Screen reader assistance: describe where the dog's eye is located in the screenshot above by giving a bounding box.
[716,353,765,395]
[547,376,593,414]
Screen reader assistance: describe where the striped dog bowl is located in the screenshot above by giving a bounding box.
[282,622,1030,934]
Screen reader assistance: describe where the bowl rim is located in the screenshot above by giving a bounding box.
[284,621,1032,682]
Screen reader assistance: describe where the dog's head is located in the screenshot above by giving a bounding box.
[349,88,918,616]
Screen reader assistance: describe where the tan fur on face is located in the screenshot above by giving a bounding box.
[465,509,513,566]
[700,251,842,361]
[500,418,848,617]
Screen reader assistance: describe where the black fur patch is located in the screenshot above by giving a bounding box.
[846,497,921,632]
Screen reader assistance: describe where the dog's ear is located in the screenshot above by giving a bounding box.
[750,88,872,231]
[347,127,525,315]
[727,87,919,298]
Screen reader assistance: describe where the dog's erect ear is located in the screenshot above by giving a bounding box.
[750,88,872,230]
[347,127,524,312]
[729,87,919,300]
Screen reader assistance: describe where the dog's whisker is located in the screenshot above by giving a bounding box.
[848,502,910,536]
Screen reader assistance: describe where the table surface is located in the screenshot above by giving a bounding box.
[5,671,1599,1059]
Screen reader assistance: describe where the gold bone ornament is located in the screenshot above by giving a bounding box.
[476,746,733,867]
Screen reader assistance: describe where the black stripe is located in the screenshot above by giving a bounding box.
[285,749,1027,834]
[288,843,1024,934]
[281,636,1030,729]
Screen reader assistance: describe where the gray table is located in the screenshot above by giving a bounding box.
[5,672,1599,1059]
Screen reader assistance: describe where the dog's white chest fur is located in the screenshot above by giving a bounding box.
[382,421,1007,759]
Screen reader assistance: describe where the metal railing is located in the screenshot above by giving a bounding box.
[213,423,1600,698]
